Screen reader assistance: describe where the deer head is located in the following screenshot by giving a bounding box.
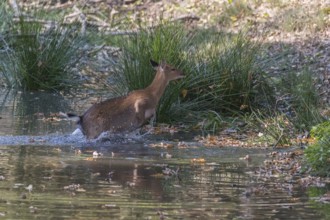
[150,59,184,82]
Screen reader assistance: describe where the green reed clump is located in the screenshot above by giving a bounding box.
[0,15,86,91]
[111,24,274,124]
[278,69,324,131]
[305,121,330,177]
[111,22,191,122]
[183,32,273,115]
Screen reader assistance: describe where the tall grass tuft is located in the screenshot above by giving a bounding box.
[111,22,191,122]
[183,33,274,115]
[0,14,86,91]
[278,69,324,131]
[305,122,330,177]
[111,25,274,124]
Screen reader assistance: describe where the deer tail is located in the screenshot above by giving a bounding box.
[59,112,82,124]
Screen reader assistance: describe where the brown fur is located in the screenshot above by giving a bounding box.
[74,60,184,139]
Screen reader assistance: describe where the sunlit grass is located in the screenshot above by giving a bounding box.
[277,7,328,32]
[218,0,253,26]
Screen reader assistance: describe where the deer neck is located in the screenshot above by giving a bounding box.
[146,72,169,103]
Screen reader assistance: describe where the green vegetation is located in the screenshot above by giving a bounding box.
[0,5,86,91]
[185,32,273,114]
[310,121,330,140]
[109,25,273,123]
[278,70,324,131]
[0,1,12,31]
[109,22,323,145]
[304,122,330,177]
[248,69,324,147]
[109,22,190,122]
[0,1,328,159]
[249,111,292,147]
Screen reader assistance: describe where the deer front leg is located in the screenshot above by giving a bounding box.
[148,111,156,127]
[134,99,156,129]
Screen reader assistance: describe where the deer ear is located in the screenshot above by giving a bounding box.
[150,59,159,68]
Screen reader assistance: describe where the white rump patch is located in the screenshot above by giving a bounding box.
[134,99,142,113]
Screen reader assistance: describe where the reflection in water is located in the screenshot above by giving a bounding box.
[0,145,327,219]
[0,89,73,136]
[0,88,118,137]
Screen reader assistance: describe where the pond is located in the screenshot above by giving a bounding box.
[0,89,329,219]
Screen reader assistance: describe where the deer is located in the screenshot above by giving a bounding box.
[64,60,184,139]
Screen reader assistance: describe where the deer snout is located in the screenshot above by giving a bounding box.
[175,71,185,79]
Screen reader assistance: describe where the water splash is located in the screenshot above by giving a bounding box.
[0,128,147,146]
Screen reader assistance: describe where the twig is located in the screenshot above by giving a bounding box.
[87,14,110,27]
[104,30,138,35]
[45,2,73,10]
[64,12,81,20]
[173,14,200,22]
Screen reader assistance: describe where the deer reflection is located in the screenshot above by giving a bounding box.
[57,155,173,200]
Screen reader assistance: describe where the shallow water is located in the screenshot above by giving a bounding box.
[0,89,329,219]
[0,144,326,219]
